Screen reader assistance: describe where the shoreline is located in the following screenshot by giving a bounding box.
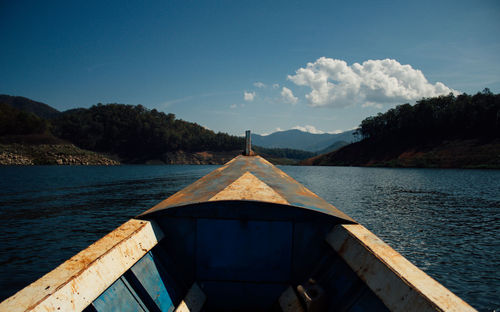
[300,138,500,170]
[0,143,119,165]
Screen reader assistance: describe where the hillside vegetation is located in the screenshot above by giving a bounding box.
[1,96,316,164]
[0,102,50,136]
[52,104,244,162]
[302,90,500,168]
[0,94,60,119]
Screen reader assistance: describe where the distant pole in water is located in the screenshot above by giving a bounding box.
[244,130,253,156]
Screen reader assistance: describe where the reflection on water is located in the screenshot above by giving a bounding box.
[0,165,217,302]
[283,166,500,312]
[0,165,498,311]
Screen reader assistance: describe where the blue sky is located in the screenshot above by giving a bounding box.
[1,0,499,136]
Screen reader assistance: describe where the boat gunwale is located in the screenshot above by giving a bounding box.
[327,224,477,312]
[0,219,163,312]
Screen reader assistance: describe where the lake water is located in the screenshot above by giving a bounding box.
[0,165,498,311]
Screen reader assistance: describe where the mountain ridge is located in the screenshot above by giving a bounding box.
[0,95,60,119]
[252,129,358,152]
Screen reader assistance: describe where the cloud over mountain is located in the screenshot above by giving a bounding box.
[292,125,324,134]
[288,57,458,108]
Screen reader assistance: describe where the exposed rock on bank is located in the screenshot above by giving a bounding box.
[300,139,500,169]
[155,150,296,165]
[0,144,119,165]
[158,150,241,165]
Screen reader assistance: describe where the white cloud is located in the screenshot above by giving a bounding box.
[328,129,343,134]
[260,127,283,136]
[288,57,458,108]
[244,91,256,102]
[292,125,325,134]
[281,87,298,104]
[362,102,383,109]
[254,82,266,88]
[230,104,237,109]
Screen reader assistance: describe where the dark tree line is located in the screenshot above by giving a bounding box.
[0,103,49,136]
[0,94,60,119]
[358,89,500,145]
[253,146,315,160]
[1,98,317,162]
[51,103,245,159]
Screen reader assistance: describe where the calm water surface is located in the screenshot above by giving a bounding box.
[0,165,498,311]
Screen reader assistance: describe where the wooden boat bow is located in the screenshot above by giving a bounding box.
[0,131,476,312]
[140,154,355,224]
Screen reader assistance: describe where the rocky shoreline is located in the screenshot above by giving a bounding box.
[0,145,242,166]
[0,145,294,166]
[300,139,500,169]
[157,150,241,165]
[0,144,119,165]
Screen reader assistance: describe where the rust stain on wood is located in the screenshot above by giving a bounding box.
[209,171,289,204]
[0,219,163,312]
[327,224,477,312]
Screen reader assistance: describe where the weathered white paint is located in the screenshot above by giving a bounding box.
[209,171,289,204]
[0,219,163,312]
[279,286,305,312]
[326,224,477,312]
[174,283,206,312]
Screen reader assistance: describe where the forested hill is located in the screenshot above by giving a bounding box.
[1,96,318,164]
[0,102,50,137]
[302,90,500,168]
[0,95,60,119]
[52,104,245,161]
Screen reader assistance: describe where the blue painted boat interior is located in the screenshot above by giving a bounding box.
[83,201,389,312]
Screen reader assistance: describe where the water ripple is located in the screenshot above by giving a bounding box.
[281,166,500,312]
[0,165,498,311]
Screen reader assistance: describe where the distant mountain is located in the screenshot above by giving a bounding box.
[0,95,60,119]
[252,129,358,152]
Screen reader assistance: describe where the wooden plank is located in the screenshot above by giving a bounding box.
[326,224,477,312]
[174,283,206,312]
[141,155,355,223]
[92,277,147,312]
[209,171,289,204]
[0,219,164,312]
[129,252,174,312]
